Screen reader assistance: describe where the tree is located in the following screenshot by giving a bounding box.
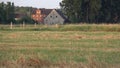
[0,2,6,23]
[0,2,15,24]
[5,2,15,23]
[60,0,75,22]
[88,0,101,23]
[60,0,101,23]
[60,0,120,23]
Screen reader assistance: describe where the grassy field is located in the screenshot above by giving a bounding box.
[0,24,120,68]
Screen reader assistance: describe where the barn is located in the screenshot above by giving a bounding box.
[44,9,69,25]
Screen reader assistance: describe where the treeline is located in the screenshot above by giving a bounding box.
[60,0,120,23]
[15,6,35,24]
[0,2,15,24]
[15,6,33,17]
[0,2,34,24]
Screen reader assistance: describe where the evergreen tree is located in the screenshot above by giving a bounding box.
[0,2,15,24]
[0,2,6,23]
[6,2,15,23]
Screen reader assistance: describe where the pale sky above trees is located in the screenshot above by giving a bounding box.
[0,0,62,8]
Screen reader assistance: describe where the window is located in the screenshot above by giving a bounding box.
[56,16,57,18]
[50,16,52,18]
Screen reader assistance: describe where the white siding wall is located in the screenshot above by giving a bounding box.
[44,10,64,25]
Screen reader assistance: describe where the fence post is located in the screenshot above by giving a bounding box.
[23,21,25,29]
[10,22,13,29]
[34,23,37,28]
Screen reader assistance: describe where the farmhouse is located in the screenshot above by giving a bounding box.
[32,8,52,24]
[44,9,69,25]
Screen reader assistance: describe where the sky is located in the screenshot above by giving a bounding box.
[0,0,62,8]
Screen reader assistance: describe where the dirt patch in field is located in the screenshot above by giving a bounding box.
[0,57,51,68]
[6,33,22,39]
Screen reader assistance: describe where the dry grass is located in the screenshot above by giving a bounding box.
[0,24,120,68]
[0,57,120,68]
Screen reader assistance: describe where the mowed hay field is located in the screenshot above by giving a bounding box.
[0,24,120,68]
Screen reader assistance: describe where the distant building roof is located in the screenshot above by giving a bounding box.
[32,8,52,16]
[14,13,26,18]
[40,9,52,15]
[31,8,37,14]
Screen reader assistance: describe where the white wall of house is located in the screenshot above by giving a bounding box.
[44,10,64,25]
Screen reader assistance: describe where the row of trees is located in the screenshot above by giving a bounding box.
[60,0,120,23]
[0,2,35,24]
[0,2,15,24]
[15,6,35,24]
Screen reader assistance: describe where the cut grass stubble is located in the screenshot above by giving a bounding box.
[0,24,120,68]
